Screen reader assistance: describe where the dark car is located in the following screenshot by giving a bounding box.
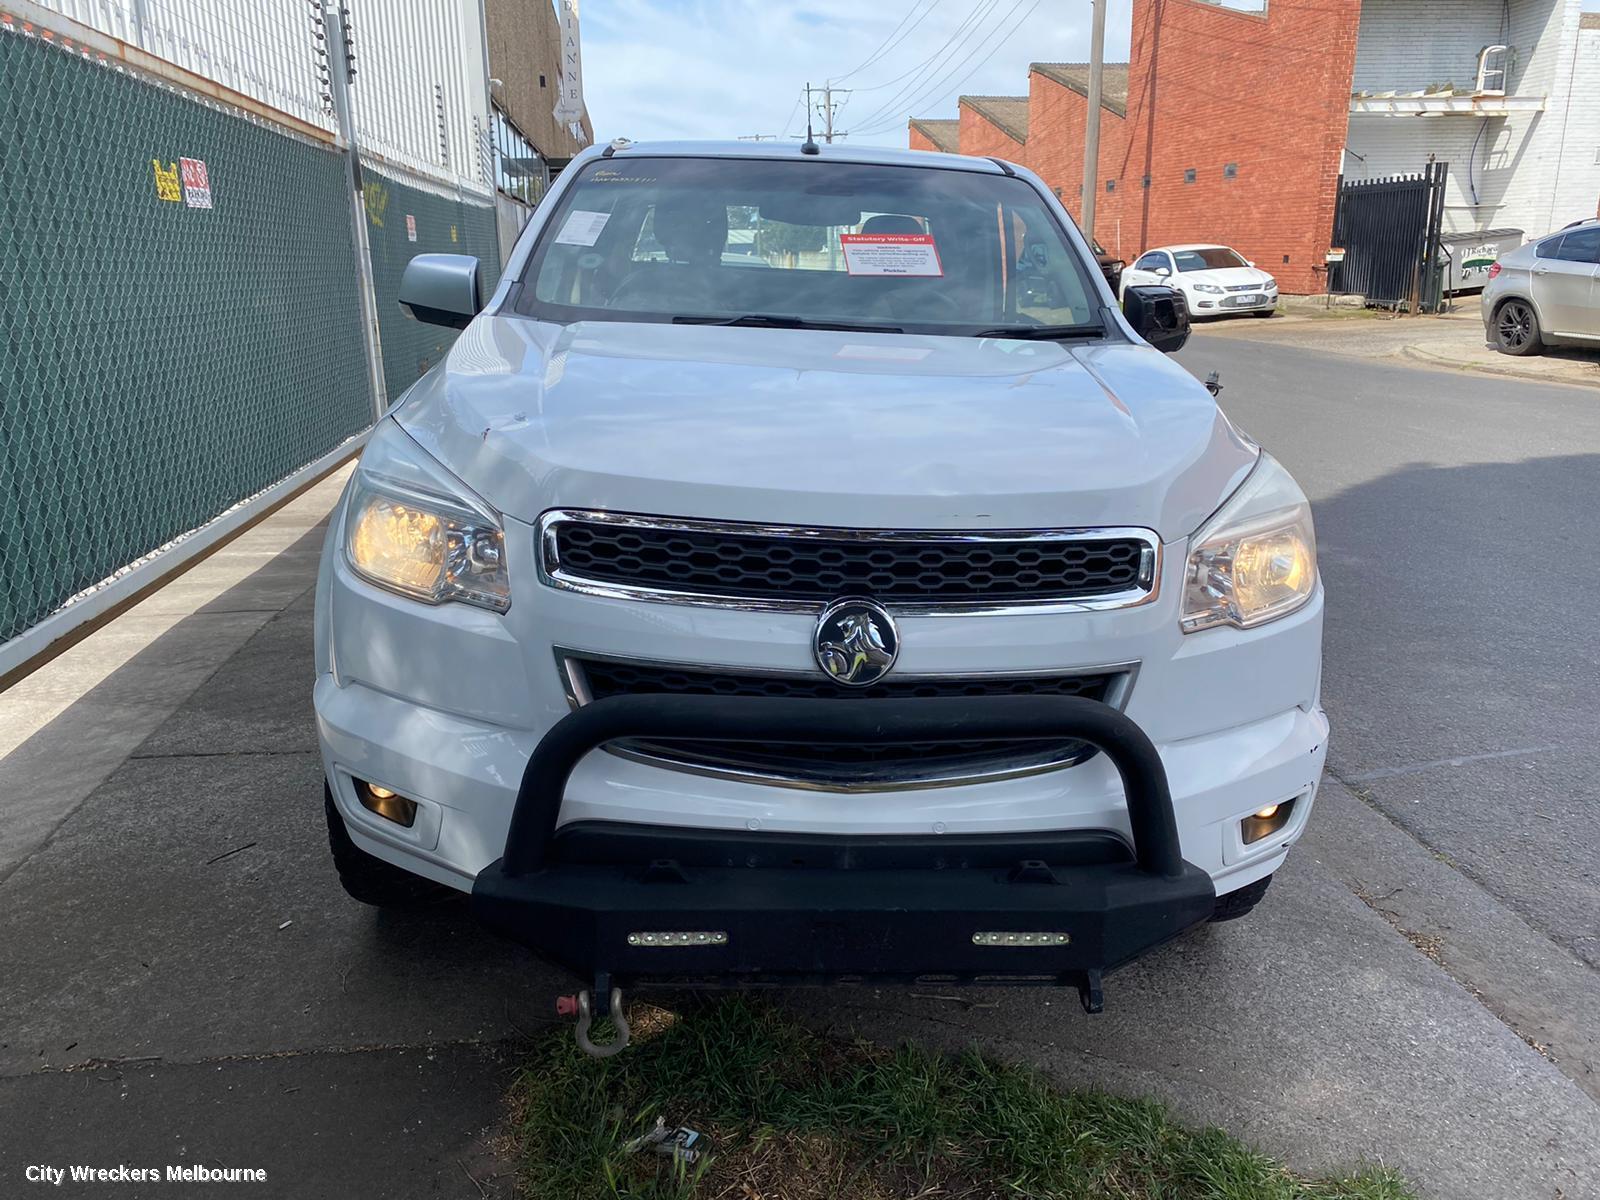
[1093,239,1124,293]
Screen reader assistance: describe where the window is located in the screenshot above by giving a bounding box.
[539,74,547,87]
[520,157,1103,334]
[1134,252,1169,271]
[1476,45,1510,95]
[1105,179,1115,192]
[1184,168,1197,184]
[492,107,548,205]
[1545,227,1600,264]
[1172,247,1248,271]
[1223,163,1238,179]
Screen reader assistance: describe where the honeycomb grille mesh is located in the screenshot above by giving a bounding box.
[550,520,1148,604]
[575,659,1119,782]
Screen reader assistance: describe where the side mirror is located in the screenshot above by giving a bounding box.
[399,254,482,329]
[1247,260,1256,267]
[1153,265,1172,277]
[1123,285,1191,354]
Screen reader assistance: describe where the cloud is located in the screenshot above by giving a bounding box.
[578,0,1134,148]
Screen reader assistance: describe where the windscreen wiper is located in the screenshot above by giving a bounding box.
[672,314,904,334]
[969,323,1105,340]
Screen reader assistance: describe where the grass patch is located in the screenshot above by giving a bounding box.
[508,996,1415,1200]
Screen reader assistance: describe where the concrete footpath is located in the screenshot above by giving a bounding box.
[1,470,1597,1198]
[1212,306,1600,389]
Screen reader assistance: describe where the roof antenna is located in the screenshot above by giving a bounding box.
[801,81,820,155]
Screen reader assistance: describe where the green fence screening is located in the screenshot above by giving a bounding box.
[360,160,500,402]
[0,31,373,645]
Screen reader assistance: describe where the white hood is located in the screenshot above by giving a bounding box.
[1177,266,1274,290]
[394,316,1258,543]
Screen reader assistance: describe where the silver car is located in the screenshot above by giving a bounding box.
[1482,221,1600,356]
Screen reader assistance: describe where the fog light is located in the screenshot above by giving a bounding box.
[972,931,1070,946]
[626,931,728,947]
[1242,798,1295,845]
[356,779,417,827]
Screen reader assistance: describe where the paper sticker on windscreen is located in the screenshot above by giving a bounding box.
[840,233,943,277]
[554,210,611,246]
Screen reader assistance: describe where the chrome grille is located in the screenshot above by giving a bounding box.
[539,511,1159,614]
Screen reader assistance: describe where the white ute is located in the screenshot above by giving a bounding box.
[314,140,1326,1047]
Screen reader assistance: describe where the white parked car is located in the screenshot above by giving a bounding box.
[314,141,1325,1048]
[1121,244,1279,317]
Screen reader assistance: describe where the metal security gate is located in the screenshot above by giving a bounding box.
[1330,162,1449,310]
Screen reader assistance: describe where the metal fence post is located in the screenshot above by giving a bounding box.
[322,0,389,418]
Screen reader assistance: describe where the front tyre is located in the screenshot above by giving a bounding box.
[1210,874,1272,922]
[324,783,448,907]
[1493,299,1543,356]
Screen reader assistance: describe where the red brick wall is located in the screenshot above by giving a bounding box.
[909,0,1362,293]
[1024,72,1129,250]
[908,126,939,152]
[957,103,1027,163]
[1110,0,1361,293]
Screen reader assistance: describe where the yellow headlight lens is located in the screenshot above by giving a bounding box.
[1231,527,1315,615]
[342,423,510,612]
[349,496,447,595]
[345,486,509,612]
[1181,453,1317,632]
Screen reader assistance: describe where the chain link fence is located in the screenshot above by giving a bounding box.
[0,25,372,645]
[0,3,508,662]
[361,160,500,400]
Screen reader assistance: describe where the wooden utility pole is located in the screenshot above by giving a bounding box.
[1081,0,1107,238]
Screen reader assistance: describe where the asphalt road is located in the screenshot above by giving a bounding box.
[1,332,1597,1199]
[1175,331,1600,970]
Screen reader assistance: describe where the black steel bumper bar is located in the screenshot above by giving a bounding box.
[499,694,1186,878]
[473,694,1215,998]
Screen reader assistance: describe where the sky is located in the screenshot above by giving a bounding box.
[578,0,1136,148]
[578,0,1600,150]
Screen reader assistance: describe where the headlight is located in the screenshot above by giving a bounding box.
[345,421,510,612]
[1181,453,1316,632]
[1263,277,1278,291]
[1193,283,1224,294]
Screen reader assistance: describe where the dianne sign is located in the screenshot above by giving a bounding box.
[839,233,943,277]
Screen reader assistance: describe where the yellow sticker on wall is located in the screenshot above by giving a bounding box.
[363,181,388,227]
[450,225,458,243]
[152,160,181,202]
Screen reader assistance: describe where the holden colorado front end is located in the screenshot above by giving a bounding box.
[314,140,1325,1049]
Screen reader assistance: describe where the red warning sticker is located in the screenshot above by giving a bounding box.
[839,232,943,277]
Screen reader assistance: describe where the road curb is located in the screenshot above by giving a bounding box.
[1400,343,1600,389]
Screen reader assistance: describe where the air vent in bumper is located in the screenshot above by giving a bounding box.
[560,654,1133,791]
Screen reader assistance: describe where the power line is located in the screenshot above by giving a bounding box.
[831,0,950,87]
[845,0,1002,131]
[778,87,805,139]
[849,0,998,117]
[852,0,1042,135]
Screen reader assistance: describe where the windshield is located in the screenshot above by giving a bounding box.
[518,156,1103,336]
[1173,247,1248,272]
